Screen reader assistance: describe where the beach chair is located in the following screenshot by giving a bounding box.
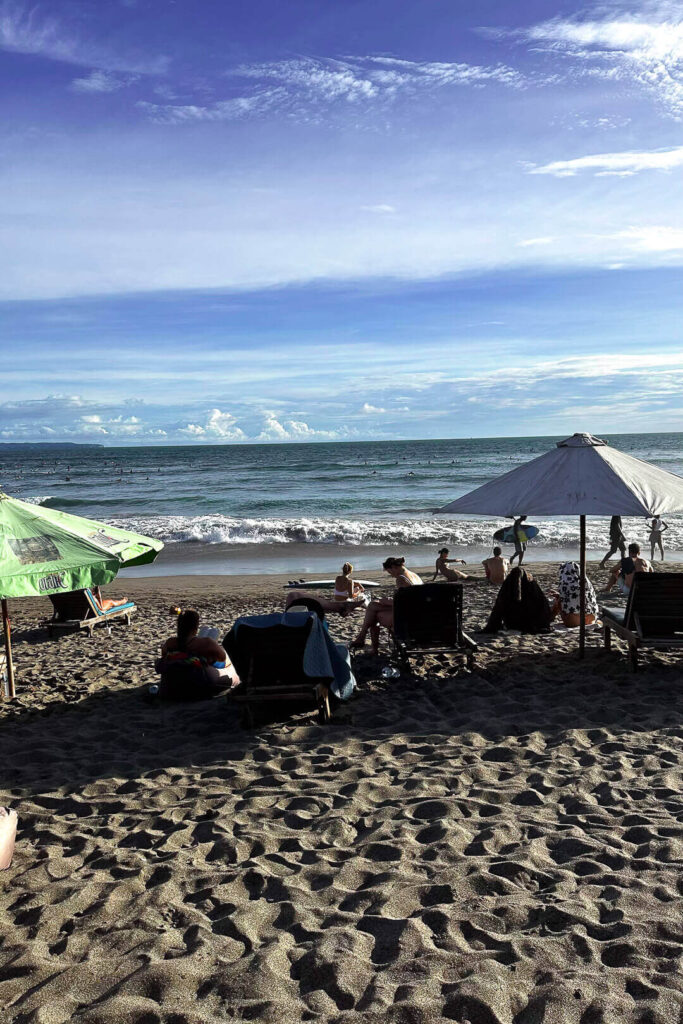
[224,614,333,727]
[284,596,325,620]
[47,589,136,637]
[393,582,478,671]
[601,571,683,671]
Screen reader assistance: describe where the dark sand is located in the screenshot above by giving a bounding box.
[1,562,683,1023]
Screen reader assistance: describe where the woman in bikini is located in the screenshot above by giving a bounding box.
[352,556,422,655]
[432,547,468,581]
[334,562,365,602]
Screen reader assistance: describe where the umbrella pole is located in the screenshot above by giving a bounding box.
[1,599,15,700]
[579,515,586,660]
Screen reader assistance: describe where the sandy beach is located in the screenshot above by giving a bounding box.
[2,562,683,1023]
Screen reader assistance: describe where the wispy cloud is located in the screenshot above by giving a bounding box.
[0,1,168,75]
[518,4,683,117]
[530,145,683,177]
[360,204,396,214]
[136,94,274,124]
[70,70,132,94]
[137,53,526,126]
[616,225,683,251]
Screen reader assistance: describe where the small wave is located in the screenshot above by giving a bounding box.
[22,495,56,506]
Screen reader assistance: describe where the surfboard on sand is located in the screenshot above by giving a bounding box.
[283,579,380,590]
[493,525,540,545]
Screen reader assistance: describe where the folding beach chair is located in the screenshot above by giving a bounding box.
[224,613,333,727]
[47,589,136,637]
[601,571,683,671]
[393,582,478,671]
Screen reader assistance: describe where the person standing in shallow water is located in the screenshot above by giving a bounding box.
[599,516,626,568]
[648,516,668,561]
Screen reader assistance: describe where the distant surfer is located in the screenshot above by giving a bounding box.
[509,515,527,566]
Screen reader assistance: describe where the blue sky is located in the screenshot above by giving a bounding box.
[1,0,683,444]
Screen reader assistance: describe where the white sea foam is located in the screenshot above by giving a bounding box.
[109,513,683,552]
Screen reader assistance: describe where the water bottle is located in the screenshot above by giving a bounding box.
[148,683,160,697]
[381,666,400,679]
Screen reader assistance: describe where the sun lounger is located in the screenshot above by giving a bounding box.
[393,582,478,671]
[601,571,683,670]
[47,589,136,637]
[224,612,337,727]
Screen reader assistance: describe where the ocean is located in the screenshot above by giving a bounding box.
[4,433,683,576]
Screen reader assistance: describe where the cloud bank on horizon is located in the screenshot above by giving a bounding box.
[1,0,682,442]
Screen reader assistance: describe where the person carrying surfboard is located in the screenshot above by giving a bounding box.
[509,515,528,566]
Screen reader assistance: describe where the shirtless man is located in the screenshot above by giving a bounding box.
[482,546,509,585]
[606,542,652,595]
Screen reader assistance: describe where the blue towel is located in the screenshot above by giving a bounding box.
[232,611,356,700]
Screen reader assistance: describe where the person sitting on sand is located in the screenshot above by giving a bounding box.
[606,542,652,595]
[482,546,509,585]
[161,609,238,687]
[480,567,553,635]
[91,586,129,612]
[431,547,468,581]
[550,562,597,627]
[334,562,365,601]
[352,556,422,655]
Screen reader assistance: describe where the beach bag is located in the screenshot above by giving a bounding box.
[0,807,18,870]
[154,654,217,701]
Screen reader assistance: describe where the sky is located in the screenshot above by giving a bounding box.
[1,0,683,445]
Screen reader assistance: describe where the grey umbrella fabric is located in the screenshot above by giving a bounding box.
[436,432,683,658]
[437,433,683,518]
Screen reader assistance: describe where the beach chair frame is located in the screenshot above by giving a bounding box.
[47,589,136,637]
[393,582,478,672]
[225,617,333,727]
[601,572,683,671]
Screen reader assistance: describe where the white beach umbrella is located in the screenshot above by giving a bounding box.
[436,433,683,656]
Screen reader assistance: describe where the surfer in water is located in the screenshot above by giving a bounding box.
[431,548,468,581]
[509,515,528,566]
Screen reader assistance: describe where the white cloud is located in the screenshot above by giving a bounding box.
[530,145,683,177]
[0,1,168,74]
[255,413,348,442]
[180,408,246,440]
[136,94,273,124]
[517,236,555,247]
[70,70,131,93]
[361,403,386,414]
[520,7,683,116]
[81,414,102,423]
[617,225,683,251]
[361,204,396,214]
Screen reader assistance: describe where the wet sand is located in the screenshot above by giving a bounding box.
[2,562,683,1023]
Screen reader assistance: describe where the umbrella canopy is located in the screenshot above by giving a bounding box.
[0,492,163,600]
[437,433,683,518]
[435,433,683,660]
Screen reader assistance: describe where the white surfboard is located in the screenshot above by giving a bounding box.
[283,578,380,589]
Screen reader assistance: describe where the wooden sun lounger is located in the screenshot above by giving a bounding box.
[47,589,136,637]
[393,582,478,672]
[224,616,333,728]
[600,571,683,671]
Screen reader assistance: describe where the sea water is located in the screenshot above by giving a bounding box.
[4,433,683,575]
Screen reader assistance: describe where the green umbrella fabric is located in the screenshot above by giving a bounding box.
[0,492,163,599]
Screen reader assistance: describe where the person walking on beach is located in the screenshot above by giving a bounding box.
[432,547,468,581]
[648,516,668,561]
[509,515,527,566]
[599,516,626,568]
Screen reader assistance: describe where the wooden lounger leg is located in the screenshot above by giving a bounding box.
[604,624,611,652]
[317,685,331,724]
[628,644,638,672]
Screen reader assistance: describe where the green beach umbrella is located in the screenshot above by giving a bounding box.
[0,492,163,698]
